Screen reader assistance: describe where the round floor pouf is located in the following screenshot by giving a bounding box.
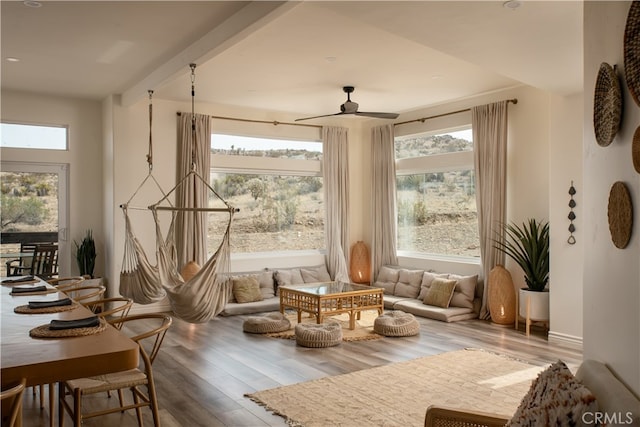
[243,312,291,334]
[373,311,420,337]
[295,321,343,348]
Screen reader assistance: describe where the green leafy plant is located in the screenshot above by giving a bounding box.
[494,219,549,292]
[75,229,97,278]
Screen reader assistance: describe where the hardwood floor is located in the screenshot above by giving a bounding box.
[23,312,581,427]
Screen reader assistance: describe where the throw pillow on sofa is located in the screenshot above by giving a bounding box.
[417,271,450,301]
[395,269,424,298]
[374,265,401,295]
[506,360,597,427]
[274,268,305,287]
[232,276,264,303]
[423,277,457,308]
[448,274,478,309]
[300,264,331,283]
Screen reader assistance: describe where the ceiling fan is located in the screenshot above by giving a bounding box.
[295,86,399,121]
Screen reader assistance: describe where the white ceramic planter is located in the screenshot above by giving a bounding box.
[519,288,549,321]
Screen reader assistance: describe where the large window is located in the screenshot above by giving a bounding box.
[209,134,324,254]
[395,128,480,258]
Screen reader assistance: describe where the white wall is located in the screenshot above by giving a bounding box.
[583,0,640,395]
[1,90,104,278]
[549,92,584,343]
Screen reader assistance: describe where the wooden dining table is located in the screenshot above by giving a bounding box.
[1,277,139,389]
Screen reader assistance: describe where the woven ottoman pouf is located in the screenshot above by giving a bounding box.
[243,312,291,334]
[294,321,343,348]
[373,311,420,337]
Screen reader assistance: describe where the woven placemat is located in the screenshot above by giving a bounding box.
[593,62,622,147]
[625,1,640,107]
[29,318,107,339]
[15,302,79,314]
[633,126,640,173]
[608,181,633,249]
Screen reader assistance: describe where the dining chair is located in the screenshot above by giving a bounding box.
[63,285,106,304]
[1,378,26,427]
[58,313,173,427]
[47,276,86,291]
[5,242,38,276]
[82,297,133,325]
[9,243,59,280]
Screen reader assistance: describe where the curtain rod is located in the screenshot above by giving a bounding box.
[393,98,518,127]
[177,112,322,129]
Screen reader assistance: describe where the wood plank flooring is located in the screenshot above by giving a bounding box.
[22,312,581,427]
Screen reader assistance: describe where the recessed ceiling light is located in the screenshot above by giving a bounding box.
[6,57,20,62]
[325,56,337,63]
[23,0,42,7]
[503,0,522,10]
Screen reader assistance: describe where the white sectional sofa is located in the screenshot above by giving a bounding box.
[373,265,483,322]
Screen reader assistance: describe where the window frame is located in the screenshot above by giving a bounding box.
[395,124,480,263]
[0,121,69,151]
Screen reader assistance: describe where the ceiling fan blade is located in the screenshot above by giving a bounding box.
[354,111,399,119]
[295,112,345,122]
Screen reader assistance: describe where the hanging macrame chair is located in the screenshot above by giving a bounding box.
[119,90,171,304]
[119,65,238,323]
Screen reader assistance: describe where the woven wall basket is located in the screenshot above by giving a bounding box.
[625,1,640,107]
[488,265,516,325]
[608,181,633,249]
[593,62,622,147]
[633,126,640,174]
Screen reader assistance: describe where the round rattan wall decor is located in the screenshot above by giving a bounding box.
[608,181,633,249]
[624,1,640,107]
[633,126,640,174]
[594,62,622,147]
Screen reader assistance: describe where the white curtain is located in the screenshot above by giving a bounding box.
[472,101,508,320]
[322,126,350,282]
[176,113,211,270]
[371,124,398,279]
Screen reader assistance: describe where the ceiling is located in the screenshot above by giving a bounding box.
[1,1,583,120]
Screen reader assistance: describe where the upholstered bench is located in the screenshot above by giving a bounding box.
[243,312,291,334]
[295,321,343,348]
[373,311,420,337]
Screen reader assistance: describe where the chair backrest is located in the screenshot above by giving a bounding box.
[48,276,86,290]
[19,242,38,269]
[110,314,172,369]
[83,297,133,327]
[31,244,59,280]
[64,285,106,303]
[1,378,26,427]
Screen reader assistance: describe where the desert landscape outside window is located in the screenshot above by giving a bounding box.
[395,128,480,258]
[209,134,324,254]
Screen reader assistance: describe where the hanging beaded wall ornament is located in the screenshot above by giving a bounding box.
[567,182,576,245]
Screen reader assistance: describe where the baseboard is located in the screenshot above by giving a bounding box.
[548,330,583,347]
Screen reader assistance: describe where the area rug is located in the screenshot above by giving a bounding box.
[266,310,382,342]
[245,348,544,427]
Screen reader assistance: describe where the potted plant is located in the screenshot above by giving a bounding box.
[75,229,97,279]
[494,218,550,323]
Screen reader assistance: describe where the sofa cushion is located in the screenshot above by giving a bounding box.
[300,264,331,283]
[448,274,478,309]
[392,299,477,322]
[575,360,640,426]
[232,276,264,304]
[394,269,424,298]
[374,265,401,295]
[423,277,457,308]
[274,268,305,287]
[221,298,280,316]
[506,360,597,427]
[417,271,450,301]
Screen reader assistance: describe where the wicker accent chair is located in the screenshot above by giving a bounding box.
[58,313,173,427]
[424,405,509,427]
[1,378,26,427]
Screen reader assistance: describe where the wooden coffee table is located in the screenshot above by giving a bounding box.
[279,282,384,330]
